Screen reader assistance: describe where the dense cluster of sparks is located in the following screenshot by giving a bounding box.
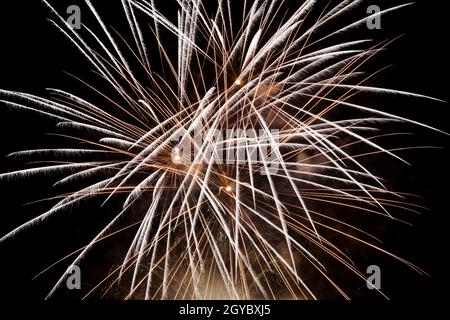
[0,0,444,299]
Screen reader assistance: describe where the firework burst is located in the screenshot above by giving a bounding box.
[0,0,445,300]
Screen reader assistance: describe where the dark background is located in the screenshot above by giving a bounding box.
[0,0,448,305]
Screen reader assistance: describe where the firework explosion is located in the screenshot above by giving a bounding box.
[0,0,445,300]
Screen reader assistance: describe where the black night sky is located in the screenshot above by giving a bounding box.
[0,0,448,308]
